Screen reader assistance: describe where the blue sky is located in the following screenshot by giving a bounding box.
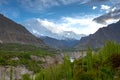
[0,0,111,22]
[0,0,120,37]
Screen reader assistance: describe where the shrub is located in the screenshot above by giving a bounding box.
[109,54,120,68]
[77,71,96,80]
[22,74,31,80]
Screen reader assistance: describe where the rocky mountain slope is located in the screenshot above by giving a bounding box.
[0,14,46,47]
[75,20,120,50]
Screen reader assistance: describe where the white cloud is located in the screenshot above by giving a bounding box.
[100,5,111,13]
[37,19,64,33]
[105,19,119,24]
[23,15,106,35]
[94,0,120,24]
[17,0,110,12]
[111,7,116,12]
[101,5,110,10]
[18,0,85,12]
[32,29,40,35]
[18,0,59,12]
[60,16,106,35]
[92,6,97,10]
[59,0,84,5]
[110,0,120,4]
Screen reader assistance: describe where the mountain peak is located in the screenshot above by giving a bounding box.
[23,18,85,40]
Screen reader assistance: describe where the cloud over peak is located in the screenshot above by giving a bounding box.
[23,14,105,37]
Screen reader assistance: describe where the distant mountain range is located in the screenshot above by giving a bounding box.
[23,18,85,40]
[75,20,120,50]
[40,36,79,49]
[0,14,46,47]
[22,18,86,49]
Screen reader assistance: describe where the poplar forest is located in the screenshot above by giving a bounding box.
[35,41,120,80]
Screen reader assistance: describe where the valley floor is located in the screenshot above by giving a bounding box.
[0,41,120,80]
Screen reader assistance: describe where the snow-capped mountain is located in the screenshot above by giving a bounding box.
[59,31,86,40]
[22,18,85,40]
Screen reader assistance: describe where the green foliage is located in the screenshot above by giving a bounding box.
[109,54,120,68]
[35,71,44,80]
[22,74,31,80]
[0,57,6,65]
[86,47,93,71]
[78,71,96,80]
[10,66,13,80]
[99,41,120,62]
[35,41,120,80]
[98,66,114,80]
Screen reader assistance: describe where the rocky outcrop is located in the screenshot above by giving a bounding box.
[0,54,63,80]
[0,65,33,80]
[30,54,63,68]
